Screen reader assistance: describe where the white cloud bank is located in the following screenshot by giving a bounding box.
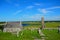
[38,9,51,14]
[54,16,60,19]
[29,14,41,18]
[26,6,34,9]
[47,6,60,9]
[38,6,60,14]
[34,3,41,6]
[13,10,22,15]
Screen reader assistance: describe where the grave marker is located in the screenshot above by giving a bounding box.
[58,25,60,33]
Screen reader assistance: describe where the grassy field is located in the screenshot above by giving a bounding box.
[22,21,60,40]
[45,22,60,28]
[0,21,60,40]
[0,29,60,40]
[42,29,60,40]
[0,21,60,28]
[0,29,40,40]
[22,21,60,29]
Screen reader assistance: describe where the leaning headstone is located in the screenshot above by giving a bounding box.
[38,28,45,40]
[21,32,23,36]
[17,31,19,37]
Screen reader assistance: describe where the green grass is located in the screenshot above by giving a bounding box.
[23,24,41,29]
[22,21,60,28]
[22,21,41,24]
[0,21,60,28]
[0,29,60,40]
[0,29,41,40]
[42,29,60,40]
[0,21,60,40]
[45,22,60,28]
[0,22,5,24]
[0,31,16,40]
[23,22,60,29]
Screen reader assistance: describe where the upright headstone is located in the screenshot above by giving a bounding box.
[58,25,60,33]
[17,31,19,37]
[41,17,45,29]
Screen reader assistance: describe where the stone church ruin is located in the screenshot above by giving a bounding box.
[3,21,23,33]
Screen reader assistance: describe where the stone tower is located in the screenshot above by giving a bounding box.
[41,16,45,29]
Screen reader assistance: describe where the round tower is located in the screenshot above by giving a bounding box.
[41,16,45,29]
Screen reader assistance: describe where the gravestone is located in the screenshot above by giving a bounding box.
[37,28,45,40]
[58,25,60,33]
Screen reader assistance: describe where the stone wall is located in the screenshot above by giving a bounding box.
[3,28,21,32]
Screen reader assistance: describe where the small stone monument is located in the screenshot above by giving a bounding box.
[41,17,45,29]
[58,25,60,33]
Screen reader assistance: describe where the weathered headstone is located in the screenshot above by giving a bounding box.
[17,31,19,37]
[38,28,45,40]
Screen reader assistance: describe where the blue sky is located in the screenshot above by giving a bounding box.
[0,0,60,21]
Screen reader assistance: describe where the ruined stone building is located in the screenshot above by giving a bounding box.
[3,21,23,33]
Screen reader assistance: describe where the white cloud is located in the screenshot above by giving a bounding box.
[41,9,47,13]
[5,0,20,7]
[34,3,41,6]
[29,14,42,19]
[13,10,22,15]
[55,16,60,19]
[22,14,42,19]
[26,6,34,9]
[38,9,47,14]
[47,6,60,9]
[38,9,52,14]
[37,6,60,14]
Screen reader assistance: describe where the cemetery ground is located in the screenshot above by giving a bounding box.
[0,29,41,40]
[42,29,60,40]
[0,21,60,40]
